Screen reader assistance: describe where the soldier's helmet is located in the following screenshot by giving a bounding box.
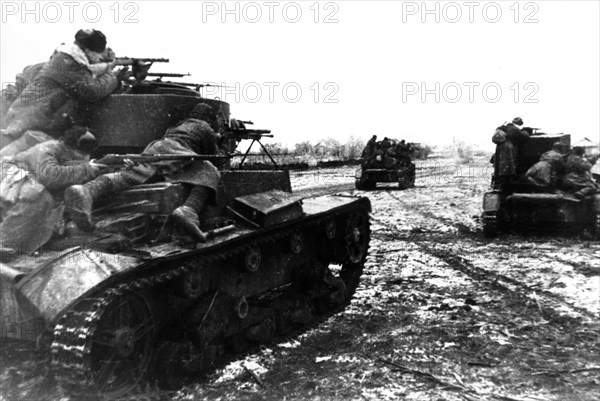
[512,117,524,126]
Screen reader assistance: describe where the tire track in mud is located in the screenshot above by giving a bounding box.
[290,174,598,321]
[382,232,598,323]
[371,191,599,323]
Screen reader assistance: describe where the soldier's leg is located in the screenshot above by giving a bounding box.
[0,190,54,259]
[170,186,212,242]
[65,165,156,231]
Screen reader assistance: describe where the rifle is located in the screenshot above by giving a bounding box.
[114,57,170,81]
[95,153,231,166]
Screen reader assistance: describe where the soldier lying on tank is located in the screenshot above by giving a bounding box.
[523,142,566,189]
[0,126,104,261]
[64,103,222,242]
[1,29,129,155]
[560,146,600,199]
[0,63,46,130]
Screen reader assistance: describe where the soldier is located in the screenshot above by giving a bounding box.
[1,29,123,152]
[360,135,377,168]
[492,117,530,186]
[0,126,104,260]
[397,139,412,164]
[561,146,600,199]
[380,137,392,152]
[384,144,398,169]
[0,62,46,130]
[64,103,222,242]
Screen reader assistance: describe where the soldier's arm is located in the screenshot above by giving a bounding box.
[69,70,119,101]
[49,55,119,101]
[32,149,100,191]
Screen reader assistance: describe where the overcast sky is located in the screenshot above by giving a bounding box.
[1,0,599,149]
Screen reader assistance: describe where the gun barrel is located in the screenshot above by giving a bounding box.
[146,72,191,78]
[114,57,170,66]
[97,153,230,165]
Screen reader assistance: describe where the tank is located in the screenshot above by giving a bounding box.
[355,139,416,190]
[0,74,372,397]
[482,132,600,238]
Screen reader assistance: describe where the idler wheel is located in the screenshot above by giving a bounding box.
[289,232,304,254]
[244,246,261,272]
[325,220,337,240]
[179,268,204,299]
[234,296,249,319]
[88,292,155,397]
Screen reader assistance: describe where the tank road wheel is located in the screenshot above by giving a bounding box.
[325,219,337,240]
[344,212,370,264]
[244,246,261,272]
[179,268,204,299]
[339,210,370,300]
[483,212,499,238]
[289,232,304,254]
[52,290,155,398]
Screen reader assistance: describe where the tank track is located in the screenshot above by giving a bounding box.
[51,205,370,399]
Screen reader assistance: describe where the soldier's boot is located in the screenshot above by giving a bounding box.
[64,176,115,231]
[574,187,596,200]
[170,186,210,242]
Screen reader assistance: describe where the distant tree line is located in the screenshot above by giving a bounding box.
[259,137,432,160]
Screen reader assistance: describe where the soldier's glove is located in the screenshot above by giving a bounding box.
[116,67,134,84]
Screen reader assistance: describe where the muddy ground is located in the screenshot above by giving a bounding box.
[1,157,599,400]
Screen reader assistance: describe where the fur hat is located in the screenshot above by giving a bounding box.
[63,126,97,152]
[189,103,216,123]
[75,29,107,53]
[512,117,524,126]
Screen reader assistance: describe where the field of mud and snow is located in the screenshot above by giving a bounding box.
[1,157,599,401]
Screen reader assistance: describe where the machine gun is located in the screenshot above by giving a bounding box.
[221,119,275,166]
[114,57,170,81]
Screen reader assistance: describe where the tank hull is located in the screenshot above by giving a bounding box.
[483,133,600,238]
[0,85,373,397]
[355,164,416,190]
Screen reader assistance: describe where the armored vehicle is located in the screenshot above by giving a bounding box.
[355,139,416,190]
[482,131,600,238]
[0,60,371,397]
